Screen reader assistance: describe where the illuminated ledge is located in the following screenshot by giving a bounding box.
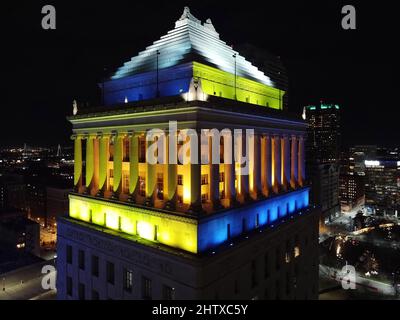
[69,187,309,254]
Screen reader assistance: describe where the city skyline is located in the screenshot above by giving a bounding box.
[1,1,397,147]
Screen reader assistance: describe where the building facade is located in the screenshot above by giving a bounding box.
[57,7,319,300]
[364,160,400,216]
[304,103,340,225]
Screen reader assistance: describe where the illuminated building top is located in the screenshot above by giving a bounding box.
[65,8,309,255]
[112,7,273,86]
[103,7,284,109]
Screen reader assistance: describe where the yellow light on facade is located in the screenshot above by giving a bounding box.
[183,185,191,204]
[137,221,154,241]
[105,211,119,230]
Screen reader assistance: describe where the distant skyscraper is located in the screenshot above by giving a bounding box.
[57,7,320,300]
[364,159,400,216]
[305,103,341,164]
[304,103,340,225]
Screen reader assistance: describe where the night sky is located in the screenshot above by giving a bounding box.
[1,0,398,148]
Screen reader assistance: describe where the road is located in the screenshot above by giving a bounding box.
[0,259,56,300]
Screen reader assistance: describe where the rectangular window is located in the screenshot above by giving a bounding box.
[264,253,270,278]
[139,139,146,162]
[242,218,247,233]
[123,268,133,293]
[177,195,183,204]
[106,261,115,285]
[255,213,260,228]
[251,260,257,288]
[123,139,130,162]
[276,247,281,271]
[157,173,164,200]
[92,290,99,300]
[201,174,208,185]
[142,277,152,300]
[227,223,231,240]
[66,276,72,296]
[123,172,129,194]
[219,172,225,183]
[162,285,175,300]
[78,283,85,300]
[139,176,146,196]
[66,245,72,264]
[201,193,208,203]
[177,175,183,186]
[78,250,85,270]
[109,169,114,178]
[91,255,99,277]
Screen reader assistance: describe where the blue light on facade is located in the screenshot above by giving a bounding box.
[198,187,310,253]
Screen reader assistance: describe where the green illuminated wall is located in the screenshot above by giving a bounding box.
[193,62,284,110]
[69,194,198,253]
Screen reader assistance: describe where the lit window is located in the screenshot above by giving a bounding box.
[123,268,133,293]
[201,174,208,185]
[177,175,183,186]
[294,246,300,258]
[162,285,175,300]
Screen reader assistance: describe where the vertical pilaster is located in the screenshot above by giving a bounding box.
[209,134,221,210]
[272,134,281,193]
[189,130,202,214]
[112,132,123,198]
[239,131,250,203]
[129,132,139,202]
[145,132,156,206]
[251,133,262,199]
[224,131,236,207]
[282,135,291,190]
[291,135,298,189]
[166,132,177,210]
[85,135,95,194]
[97,134,109,196]
[298,136,305,186]
[73,134,82,192]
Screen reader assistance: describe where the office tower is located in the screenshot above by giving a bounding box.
[57,7,320,300]
[304,103,340,225]
[364,160,400,216]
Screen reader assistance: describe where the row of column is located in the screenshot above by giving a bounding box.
[72,131,305,214]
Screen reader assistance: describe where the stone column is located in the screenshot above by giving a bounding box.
[85,134,95,194]
[290,135,298,189]
[282,135,291,190]
[128,132,139,202]
[224,131,237,207]
[145,131,156,206]
[112,132,123,199]
[97,133,109,197]
[93,135,100,194]
[209,133,221,210]
[166,132,177,210]
[73,134,83,192]
[189,130,202,214]
[272,134,281,193]
[251,133,262,199]
[239,131,250,203]
[298,136,305,187]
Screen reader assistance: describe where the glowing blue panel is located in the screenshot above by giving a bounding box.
[198,187,310,253]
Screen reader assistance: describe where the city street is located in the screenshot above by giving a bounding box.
[0,259,56,300]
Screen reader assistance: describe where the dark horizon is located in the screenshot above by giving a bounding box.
[1,0,398,148]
